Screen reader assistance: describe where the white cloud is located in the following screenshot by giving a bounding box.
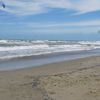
[72,0,100,15]
[0,0,100,15]
[0,20,100,34]
[26,19,100,34]
[26,20,100,28]
[0,19,100,27]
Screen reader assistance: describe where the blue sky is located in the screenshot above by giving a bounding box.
[0,0,100,40]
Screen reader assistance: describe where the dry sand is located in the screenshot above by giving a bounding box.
[0,56,100,100]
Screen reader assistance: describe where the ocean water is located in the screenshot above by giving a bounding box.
[0,39,100,71]
[0,39,100,60]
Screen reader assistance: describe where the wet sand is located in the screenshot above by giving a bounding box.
[1,48,100,71]
[0,56,100,100]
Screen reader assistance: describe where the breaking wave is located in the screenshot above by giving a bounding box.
[0,39,100,59]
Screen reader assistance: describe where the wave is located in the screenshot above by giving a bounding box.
[0,40,100,60]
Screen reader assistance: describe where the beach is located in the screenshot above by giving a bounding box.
[0,0,100,99]
[0,56,100,100]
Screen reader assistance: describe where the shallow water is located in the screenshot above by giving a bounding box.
[0,49,100,71]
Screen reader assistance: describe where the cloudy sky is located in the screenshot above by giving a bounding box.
[0,0,100,40]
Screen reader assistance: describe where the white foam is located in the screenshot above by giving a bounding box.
[0,40,100,59]
[0,45,49,51]
[0,40,8,43]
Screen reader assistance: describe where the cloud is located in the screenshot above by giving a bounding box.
[1,19,100,27]
[25,19,100,34]
[0,20,100,34]
[18,20,100,34]
[0,0,100,15]
[72,0,100,15]
[26,20,100,28]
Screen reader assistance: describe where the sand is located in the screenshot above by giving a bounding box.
[0,56,100,100]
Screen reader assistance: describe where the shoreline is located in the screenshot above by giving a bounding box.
[1,55,100,73]
[0,56,100,100]
[1,48,100,71]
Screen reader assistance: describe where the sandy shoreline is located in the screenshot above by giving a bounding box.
[0,56,100,100]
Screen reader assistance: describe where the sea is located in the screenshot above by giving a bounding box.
[0,39,100,71]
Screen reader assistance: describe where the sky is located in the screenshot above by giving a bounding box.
[0,0,100,40]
